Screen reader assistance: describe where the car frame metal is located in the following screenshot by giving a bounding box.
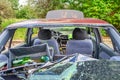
[0,18,120,58]
[0,17,120,80]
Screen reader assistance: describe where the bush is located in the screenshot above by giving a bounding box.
[16,6,37,19]
[0,16,2,32]
[13,28,27,40]
[1,18,25,30]
[0,18,26,40]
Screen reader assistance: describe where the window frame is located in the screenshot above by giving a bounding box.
[98,27,114,50]
[8,28,28,48]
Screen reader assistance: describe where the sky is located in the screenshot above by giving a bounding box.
[19,0,28,6]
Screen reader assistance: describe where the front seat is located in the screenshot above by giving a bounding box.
[33,29,60,54]
[66,28,93,56]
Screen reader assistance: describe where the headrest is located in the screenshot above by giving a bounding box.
[38,29,52,40]
[72,28,88,40]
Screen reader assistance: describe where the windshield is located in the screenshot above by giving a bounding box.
[28,60,120,80]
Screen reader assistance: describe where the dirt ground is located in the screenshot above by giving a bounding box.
[102,36,113,49]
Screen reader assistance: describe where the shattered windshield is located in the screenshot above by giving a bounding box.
[28,60,120,80]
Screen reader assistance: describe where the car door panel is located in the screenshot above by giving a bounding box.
[2,43,27,57]
[99,43,119,59]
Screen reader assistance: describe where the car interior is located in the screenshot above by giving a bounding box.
[1,9,120,79]
[29,27,119,60]
[1,25,120,80]
[1,26,120,70]
[31,27,96,58]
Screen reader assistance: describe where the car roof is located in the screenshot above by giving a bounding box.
[6,18,113,29]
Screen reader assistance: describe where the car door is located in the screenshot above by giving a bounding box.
[0,29,15,56]
[0,28,28,57]
[98,27,120,59]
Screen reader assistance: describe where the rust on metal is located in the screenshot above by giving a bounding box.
[7,18,111,29]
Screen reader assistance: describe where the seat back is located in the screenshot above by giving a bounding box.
[66,40,93,55]
[66,28,93,56]
[33,29,60,54]
[33,39,60,54]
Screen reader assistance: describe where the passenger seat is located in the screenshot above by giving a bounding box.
[66,28,93,56]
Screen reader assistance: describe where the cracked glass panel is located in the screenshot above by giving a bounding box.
[28,60,120,80]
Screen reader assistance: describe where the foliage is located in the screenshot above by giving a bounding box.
[25,0,120,30]
[81,0,120,30]
[1,0,119,30]
[0,19,26,39]
[13,28,27,40]
[56,0,120,31]
[1,18,25,29]
[0,0,120,39]
[0,0,14,18]
[9,0,19,10]
[16,6,37,19]
[0,16,2,32]
[28,0,64,18]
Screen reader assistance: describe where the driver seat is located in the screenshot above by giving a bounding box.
[33,29,60,54]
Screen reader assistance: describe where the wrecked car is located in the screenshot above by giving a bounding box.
[0,10,120,80]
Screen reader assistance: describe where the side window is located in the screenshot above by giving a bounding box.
[99,28,114,49]
[32,28,39,39]
[3,30,14,51]
[11,28,27,48]
[5,40,10,50]
[89,28,96,39]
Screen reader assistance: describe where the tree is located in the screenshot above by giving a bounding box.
[0,16,2,32]
[0,0,14,18]
[28,0,64,18]
[16,5,37,19]
[60,0,120,30]
[8,0,120,30]
[9,0,19,10]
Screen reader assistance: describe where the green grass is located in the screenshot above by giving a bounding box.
[13,28,27,40]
